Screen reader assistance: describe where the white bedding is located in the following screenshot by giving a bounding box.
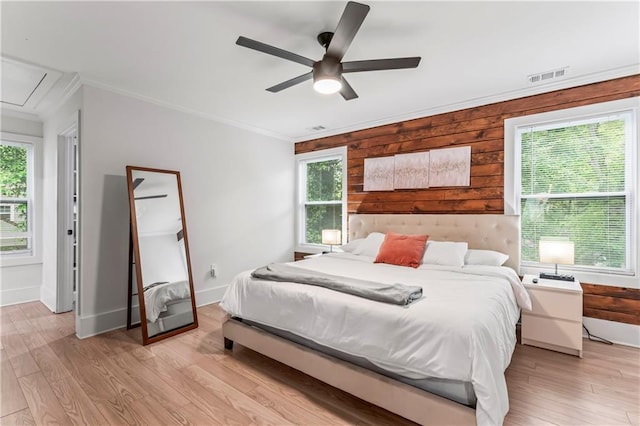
[220,253,531,426]
[144,280,191,323]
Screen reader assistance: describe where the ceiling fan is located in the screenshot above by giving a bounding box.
[236,1,421,100]
[132,178,167,200]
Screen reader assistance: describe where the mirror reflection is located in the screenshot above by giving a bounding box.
[127,166,197,344]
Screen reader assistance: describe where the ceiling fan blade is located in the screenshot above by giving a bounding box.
[342,57,421,73]
[135,194,168,200]
[326,1,370,61]
[132,178,144,190]
[266,72,313,93]
[339,77,358,101]
[236,36,315,68]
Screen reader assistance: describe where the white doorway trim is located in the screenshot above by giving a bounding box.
[56,111,80,314]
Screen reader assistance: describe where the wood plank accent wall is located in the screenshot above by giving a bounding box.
[295,74,640,325]
[582,284,640,325]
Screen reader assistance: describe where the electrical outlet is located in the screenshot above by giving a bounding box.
[210,264,217,278]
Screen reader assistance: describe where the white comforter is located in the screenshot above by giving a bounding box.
[144,280,190,323]
[220,253,531,426]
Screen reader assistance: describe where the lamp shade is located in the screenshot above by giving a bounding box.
[321,229,341,245]
[539,240,574,265]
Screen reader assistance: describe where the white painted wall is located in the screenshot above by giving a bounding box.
[0,114,44,306]
[1,113,43,137]
[40,88,84,311]
[76,85,294,337]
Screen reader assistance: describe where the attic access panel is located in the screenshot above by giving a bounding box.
[1,59,47,107]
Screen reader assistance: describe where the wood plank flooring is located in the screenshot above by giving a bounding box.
[1,301,638,425]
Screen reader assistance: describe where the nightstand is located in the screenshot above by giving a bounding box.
[521,274,583,357]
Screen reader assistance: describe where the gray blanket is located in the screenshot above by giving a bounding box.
[251,263,423,306]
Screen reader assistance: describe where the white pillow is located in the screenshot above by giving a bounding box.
[464,249,509,266]
[421,241,468,267]
[340,238,363,253]
[353,232,386,257]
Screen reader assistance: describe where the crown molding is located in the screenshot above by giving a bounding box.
[293,64,640,143]
[38,73,82,121]
[79,77,293,143]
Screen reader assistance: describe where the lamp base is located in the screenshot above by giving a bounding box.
[539,272,575,282]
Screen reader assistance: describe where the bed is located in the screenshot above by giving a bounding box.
[220,214,529,426]
[143,280,194,336]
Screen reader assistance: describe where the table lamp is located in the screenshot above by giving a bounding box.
[322,229,341,252]
[539,239,575,281]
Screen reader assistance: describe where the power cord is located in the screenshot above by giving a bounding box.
[583,324,613,345]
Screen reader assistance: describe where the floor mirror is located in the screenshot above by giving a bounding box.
[126,165,198,345]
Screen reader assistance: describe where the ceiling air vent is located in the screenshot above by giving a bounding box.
[528,67,568,84]
[307,125,327,131]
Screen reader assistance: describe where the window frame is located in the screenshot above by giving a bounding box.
[295,146,347,253]
[504,97,639,287]
[0,132,42,266]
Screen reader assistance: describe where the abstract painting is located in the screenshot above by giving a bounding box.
[394,152,430,189]
[364,156,395,191]
[429,146,471,187]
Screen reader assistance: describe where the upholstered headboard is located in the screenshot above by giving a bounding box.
[348,214,521,272]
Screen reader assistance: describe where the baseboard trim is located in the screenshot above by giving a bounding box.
[582,316,640,348]
[76,286,228,338]
[195,285,227,307]
[0,286,41,307]
[77,306,128,338]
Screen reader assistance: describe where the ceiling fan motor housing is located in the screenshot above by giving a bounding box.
[313,56,343,82]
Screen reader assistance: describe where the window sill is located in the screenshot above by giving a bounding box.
[520,265,639,289]
[0,254,42,268]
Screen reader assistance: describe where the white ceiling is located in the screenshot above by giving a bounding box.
[1,1,638,142]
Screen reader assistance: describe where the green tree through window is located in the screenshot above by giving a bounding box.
[0,142,30,252]
[519,115,629,271]
[304,158,343,244]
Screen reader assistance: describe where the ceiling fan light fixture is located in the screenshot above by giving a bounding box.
[312,57,342,95]
[313,77,342,94]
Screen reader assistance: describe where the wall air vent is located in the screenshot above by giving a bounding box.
[528,67,568,84]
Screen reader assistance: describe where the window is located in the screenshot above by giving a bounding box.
[296,147,347,249]
[0,204,10,221]
[505,98,638,280]
[0,140,33,255]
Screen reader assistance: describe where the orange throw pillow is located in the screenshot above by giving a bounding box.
[374,232,429,268]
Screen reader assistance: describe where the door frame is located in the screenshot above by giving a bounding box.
[56,111,80,313]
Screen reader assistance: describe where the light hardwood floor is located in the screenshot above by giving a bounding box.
[1,301,638,425]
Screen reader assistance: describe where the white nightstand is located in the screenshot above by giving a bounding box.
[521,274,583,357]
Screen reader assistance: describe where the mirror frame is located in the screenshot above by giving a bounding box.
[126,165,198,345]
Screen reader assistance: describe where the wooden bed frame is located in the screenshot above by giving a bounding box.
[223,214,520,425]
